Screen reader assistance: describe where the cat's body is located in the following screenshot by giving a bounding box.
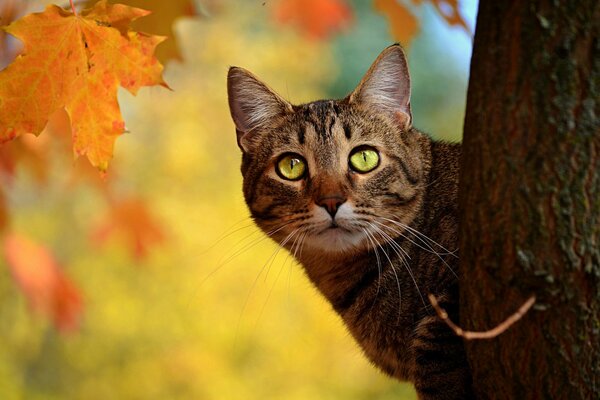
[228,45,473,399]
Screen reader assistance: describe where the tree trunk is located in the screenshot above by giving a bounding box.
[459,0,599,398]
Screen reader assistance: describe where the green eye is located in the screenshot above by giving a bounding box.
[349,147,379,173]
[276,153,307,180]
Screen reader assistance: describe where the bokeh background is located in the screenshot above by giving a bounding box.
[0,0,476,398]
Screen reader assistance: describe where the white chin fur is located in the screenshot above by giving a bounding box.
[304,228,367,253]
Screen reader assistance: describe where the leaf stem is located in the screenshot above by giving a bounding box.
[69,0,77,16]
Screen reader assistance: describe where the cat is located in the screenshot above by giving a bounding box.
[227,44,473,400]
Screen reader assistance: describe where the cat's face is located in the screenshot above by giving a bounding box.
[228,45,427,255]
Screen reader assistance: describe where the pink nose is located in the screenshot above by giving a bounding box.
[316,195,346,218]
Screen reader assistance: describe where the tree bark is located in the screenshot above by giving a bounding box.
[459,0,599,398]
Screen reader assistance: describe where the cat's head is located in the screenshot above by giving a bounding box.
[227,45,429,255]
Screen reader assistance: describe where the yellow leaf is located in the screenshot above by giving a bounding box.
[0,1,168,171]
[374,0,418,46]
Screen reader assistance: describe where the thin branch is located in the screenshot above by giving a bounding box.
[69,0,77,16]
[428,294,536,340]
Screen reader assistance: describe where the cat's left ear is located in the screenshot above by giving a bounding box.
[227,67,293,152]
[349,44,412,130]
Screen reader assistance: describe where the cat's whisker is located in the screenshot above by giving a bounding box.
[235,227,300,342]
[254,228,302,329]
[361,227,388,313]
[262,228,299,283]
[287,230,307,303]
[367,222,427,309]
[292,230,308,261]
[215,228,264,265]
[199,222,292,290]
[381,217,457,257]
[378,218,457,280]
[298,229,309,260]
[198,216,254,256]
[368,220,413,262]
[378,217,459,279]
[401,223,458,257]
[279,228,300,273]
[279,228,303,285]
[220,220,302,265]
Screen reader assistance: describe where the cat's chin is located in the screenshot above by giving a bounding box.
[304,227,367,254]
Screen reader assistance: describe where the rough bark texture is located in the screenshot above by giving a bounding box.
[459,1,599,398]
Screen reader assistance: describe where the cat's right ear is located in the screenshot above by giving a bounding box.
[227,67,292,152]
[348,44,412,130]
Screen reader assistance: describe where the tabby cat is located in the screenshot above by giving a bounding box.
[227,44,473,399]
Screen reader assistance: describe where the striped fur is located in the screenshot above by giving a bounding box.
[227,44,473,399]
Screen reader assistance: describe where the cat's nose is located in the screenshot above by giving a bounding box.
[316,195,346,218]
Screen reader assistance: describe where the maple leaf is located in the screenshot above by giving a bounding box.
[86,0,198,63]
[3,233,83,332]
[92,197,165,260]
[273,0,353,40]
[374,0,419,45]
[0,0,26,67]
[0,1,168,172]
[431,0,470,34]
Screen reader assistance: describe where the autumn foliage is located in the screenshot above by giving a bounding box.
[0,0,468,334]
[0,1,167,171]
[4,233,82,332]
[273,0,353,40]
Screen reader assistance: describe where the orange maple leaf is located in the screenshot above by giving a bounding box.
[86,0,198,63]
[92,198,165,260]
[0,1,168,171]
[431,0,470,34]
[273,0,353,40]
[374,0,419,46]
[3,233,83,332]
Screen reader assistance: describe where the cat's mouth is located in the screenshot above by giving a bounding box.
[321,221,352,233]
[306,221,366,252]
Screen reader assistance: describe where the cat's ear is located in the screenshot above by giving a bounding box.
[227,67,292,151]
[349,44,412,129]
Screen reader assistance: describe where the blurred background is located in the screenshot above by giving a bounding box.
[0,0,476,398]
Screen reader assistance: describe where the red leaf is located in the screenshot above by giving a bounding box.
[3,234,83,332]
[273,0,353,40]
[0,189,7,232]
[92,198,165,260]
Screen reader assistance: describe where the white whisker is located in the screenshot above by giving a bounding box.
[255,229,301,328]
[378,217,459,279]
[367,222,426,309]
[235,227,299,343]
[381,217,457,256]
[363,227,400,317]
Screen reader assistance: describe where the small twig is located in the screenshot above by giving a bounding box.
[69,0,77,16]
[428,294,536,340]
